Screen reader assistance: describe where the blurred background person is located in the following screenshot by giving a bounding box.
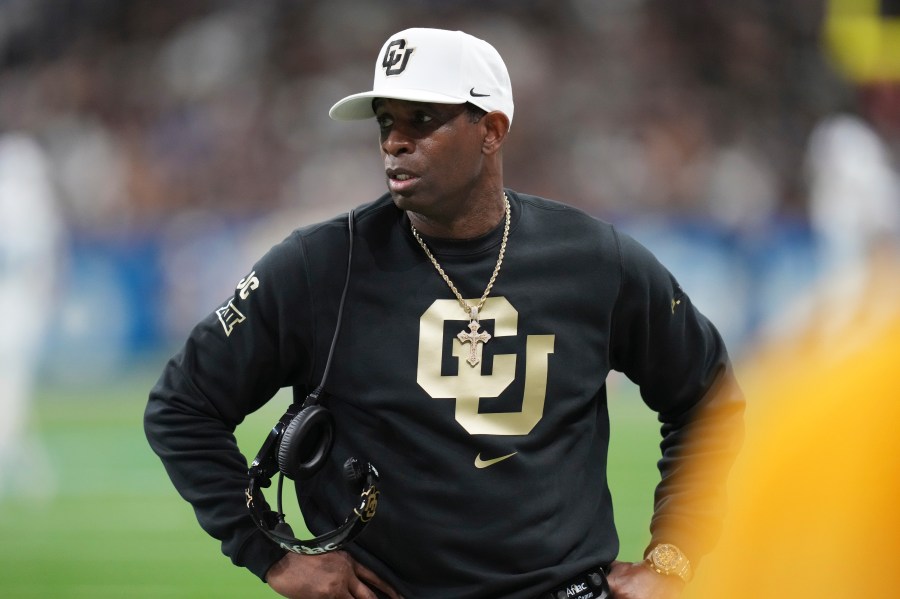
[755,0,900,347]
[683,236,900,599]
[0,131,64,497]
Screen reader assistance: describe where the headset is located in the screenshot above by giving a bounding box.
[246,209,380,555]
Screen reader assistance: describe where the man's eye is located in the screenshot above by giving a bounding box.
[377,116,393,129]
[414,112,433,124]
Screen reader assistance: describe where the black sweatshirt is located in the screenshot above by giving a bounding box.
[145,190,744,599]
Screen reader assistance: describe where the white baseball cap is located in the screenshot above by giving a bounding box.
[329,28,514,125]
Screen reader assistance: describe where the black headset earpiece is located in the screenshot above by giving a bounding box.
[245,209,381,555]
[276,404,335,480]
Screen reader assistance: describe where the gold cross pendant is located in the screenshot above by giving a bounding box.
[457,308,491,367]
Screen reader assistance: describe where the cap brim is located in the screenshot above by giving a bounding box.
[329,89,467,120]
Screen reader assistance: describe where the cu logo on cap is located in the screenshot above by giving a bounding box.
[382,39,414,76]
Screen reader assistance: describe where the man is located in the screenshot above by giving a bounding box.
[145,28,744,599]
[0,132,63,498]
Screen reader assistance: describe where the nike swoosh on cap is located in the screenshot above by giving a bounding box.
[469,87,491,97]
[474,451,517,468]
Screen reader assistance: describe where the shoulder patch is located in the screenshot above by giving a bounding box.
[216,300,246,336]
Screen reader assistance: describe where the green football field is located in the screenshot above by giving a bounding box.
[0,364,660,598]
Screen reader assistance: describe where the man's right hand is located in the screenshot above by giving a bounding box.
[266,551,403,599]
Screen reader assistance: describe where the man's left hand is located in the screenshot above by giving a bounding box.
[606,560,684,599]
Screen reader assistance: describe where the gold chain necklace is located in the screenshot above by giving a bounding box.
[410,193,510,367]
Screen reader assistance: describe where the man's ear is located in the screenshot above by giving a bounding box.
[482,111,510,155]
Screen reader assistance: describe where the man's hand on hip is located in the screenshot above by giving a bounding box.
[266,551,403,599]
[606,560,684,599]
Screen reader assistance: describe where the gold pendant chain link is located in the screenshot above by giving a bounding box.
[410,194,510,320]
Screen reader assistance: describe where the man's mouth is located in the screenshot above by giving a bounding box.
[386,169,420,192]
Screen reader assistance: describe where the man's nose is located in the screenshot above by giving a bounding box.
[381,128,413,156]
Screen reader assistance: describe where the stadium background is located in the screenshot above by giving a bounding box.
[1,1,898,597]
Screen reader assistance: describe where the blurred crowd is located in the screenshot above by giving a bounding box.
[0,0,854,229]
[1,0,899,363]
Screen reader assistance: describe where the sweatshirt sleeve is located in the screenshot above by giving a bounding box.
[143,232,316,580]
[608,228,745,566]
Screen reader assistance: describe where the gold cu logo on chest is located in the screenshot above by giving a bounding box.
[416,297,555,436]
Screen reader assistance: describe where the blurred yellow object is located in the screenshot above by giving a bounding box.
[684,251,900,598]
[825,0,900,82]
